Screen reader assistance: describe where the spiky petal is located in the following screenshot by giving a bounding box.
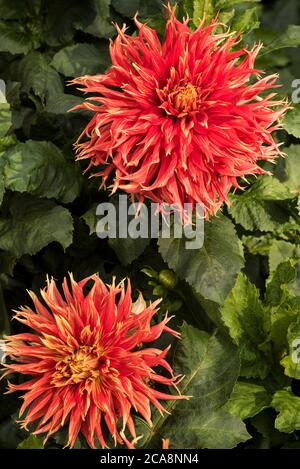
[72,5,288,217]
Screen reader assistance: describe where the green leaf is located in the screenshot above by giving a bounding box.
[221,273,271,379]
[51,43,109,78]
[109,237,149,266]
[272,389,300,433]
[269,240,300,272]
[0,103,11,138]
[193,0,214,26]
[232,7,260,33]
[76,0,114,38]
[0,194,73,257]
[0,0,31,19]
[142,323,250,449]
[184,0,214,27]
[3,140,82,203]
[283,106,300,139]
[0,20,36,54]
[229,176,293,231]
[276,145,300,194]
[42,0,95,46]
[111,0,139,17]
[280,316,300,379]
[262,24,300,54]
[9,52,63,105]
[223,382,271,420]
[266,260,300,354]
[18,435,44,449]
[82,203,99,235]
[266,259,297,306]
[45,94,84,114]
[159,214,244,305]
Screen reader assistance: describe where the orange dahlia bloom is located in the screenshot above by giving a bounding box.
[1,274,186,448]
[72,5,287,217]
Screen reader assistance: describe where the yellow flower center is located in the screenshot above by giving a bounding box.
[171,83,198,113]
[52,345,104,387]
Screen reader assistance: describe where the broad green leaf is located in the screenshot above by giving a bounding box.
[141,323,249,449]
[0,20,37,54]
[0,103,11,138]
[159,214,244,305]
[266,259,297,307]
[51,43,109,78]
[229,176,293,231]
[272,389,300,433]
[76,0,114,38]
[283,106,300,139]
[262,24,300,55]
[18,435,44,449]
[242,234,273,256]
[0,194,73,257]
[3,140,82,203]
[45,94,84,114]
[223,382,271,420]
[221,273,271,379]
[9,52,63,105]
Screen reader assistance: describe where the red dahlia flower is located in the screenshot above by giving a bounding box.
[1,275,185,448]
[72,5,287,217]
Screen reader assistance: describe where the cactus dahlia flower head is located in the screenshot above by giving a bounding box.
[72,4,287,218]
[1,275,186,448]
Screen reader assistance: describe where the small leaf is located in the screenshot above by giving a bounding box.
[221,273,271,379]
[272,389,300,433]
[223,382,271,420]
[18,435,44,449]
[0,103,11,138]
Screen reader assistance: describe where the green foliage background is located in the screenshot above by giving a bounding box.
[1,0,300,450]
